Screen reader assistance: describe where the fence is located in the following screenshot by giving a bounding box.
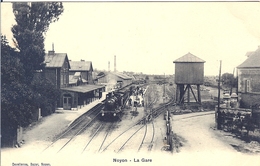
[215,106,260,136]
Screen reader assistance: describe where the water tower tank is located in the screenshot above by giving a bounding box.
[173,52,205,84]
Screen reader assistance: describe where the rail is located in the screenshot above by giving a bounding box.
[42,104,103,153]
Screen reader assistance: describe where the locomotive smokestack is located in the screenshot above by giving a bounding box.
[114,55,116,72]
[108,61,110,72]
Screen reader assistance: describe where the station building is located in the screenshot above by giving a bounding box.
[44,49,105,110]
[237,46,260,108]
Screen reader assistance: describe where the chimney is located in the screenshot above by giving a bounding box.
[108,61,110,72]
[81,59,85,62]
[48,43,55,55]
[114,55,116,72]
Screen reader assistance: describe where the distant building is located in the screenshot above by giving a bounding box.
[94,72,132,91]
[237,46,260,108]
[132,74,146,84]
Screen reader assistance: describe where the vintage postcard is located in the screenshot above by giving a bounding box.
[1,1,260,166]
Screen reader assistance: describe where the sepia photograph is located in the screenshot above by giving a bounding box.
[1,1,260,166]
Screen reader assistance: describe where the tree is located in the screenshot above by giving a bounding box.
[1,35,38,146]
[31,77,61,116]
[1,2,64,147]
[11,2,64,83]
[145,75,149,80]
[221,73,236,88]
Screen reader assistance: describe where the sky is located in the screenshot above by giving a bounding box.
[1,2,260,76]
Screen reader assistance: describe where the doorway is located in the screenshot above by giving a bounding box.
[63,94,72,110]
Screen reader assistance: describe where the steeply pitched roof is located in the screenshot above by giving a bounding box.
[173,52,205,63]
[44,53,70,68]
[245,51,254,57]
[237,47,260,68]
[69,72,88,85]
[69,61,93,71]
[69,75,78,84]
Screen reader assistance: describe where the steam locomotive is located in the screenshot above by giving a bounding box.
[100,85,136,119]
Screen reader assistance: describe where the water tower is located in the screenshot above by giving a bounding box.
[173,52,205,105]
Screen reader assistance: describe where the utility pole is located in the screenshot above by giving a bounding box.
[217,60,222,130]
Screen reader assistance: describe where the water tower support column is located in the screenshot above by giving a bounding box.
[175,84,179,103]
[187,85,190,103]
[197,85,201,103]
[179,84,185,104]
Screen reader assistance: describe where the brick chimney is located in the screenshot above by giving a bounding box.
[48,43,55,55]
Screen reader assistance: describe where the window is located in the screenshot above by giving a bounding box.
[245,80,251,92]
[61,68,66,87]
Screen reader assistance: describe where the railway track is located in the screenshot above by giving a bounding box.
[98,122,116,152]
[138,120,155,152]
[81,123,104,153]
[42,103,103,153]
[56,112,101,153]
[80,121,118,154]
[45,84,180,154]
[100,99,175,153]
[100,122,138,152]
[100,114,158,153]
[117,125,145,153]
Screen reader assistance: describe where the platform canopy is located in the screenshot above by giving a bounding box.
[61,84,105,93]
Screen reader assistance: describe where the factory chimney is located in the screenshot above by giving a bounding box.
[108,61,110,72]
[114,55,116,72]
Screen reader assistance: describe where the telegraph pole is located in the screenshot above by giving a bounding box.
[217,60,222,130]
